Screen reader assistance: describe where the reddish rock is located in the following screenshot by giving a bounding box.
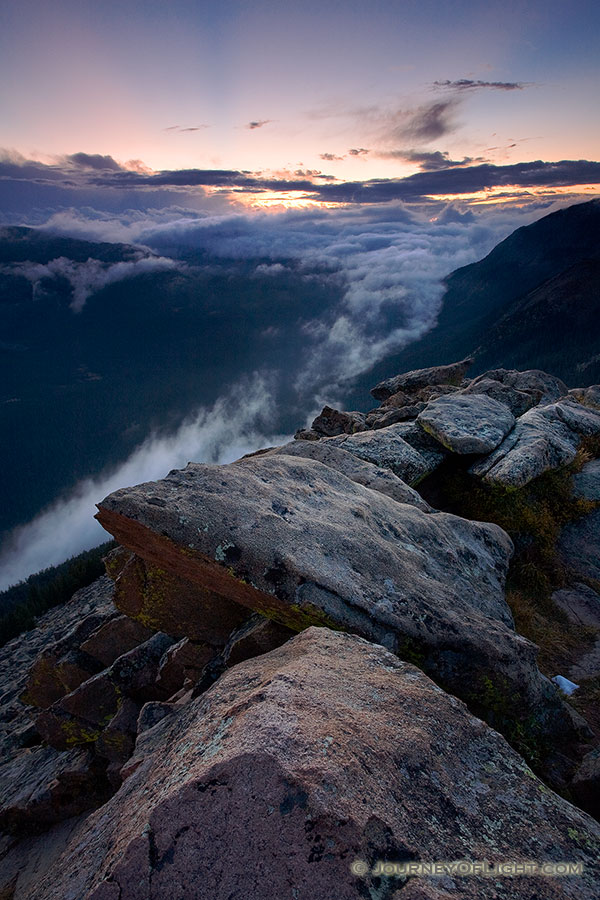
[36,634,175,750]
[224,613,295,668]
[106,546,250,645]
[25,629,600,900]
[80,616,154,668]
[96,698,141,788]
[155,639,216,697]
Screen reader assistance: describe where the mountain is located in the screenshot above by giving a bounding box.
[351,199,600,404]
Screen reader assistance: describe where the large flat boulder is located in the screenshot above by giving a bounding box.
[96,454,571,746]
[417,393,515,455]
[267,439,432,510]
[370,357,473,400]
[321,423,440,484]
[25,629,600,900]
[470,400,600,487]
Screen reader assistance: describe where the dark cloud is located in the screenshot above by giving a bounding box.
[377,149,480,170]
[66,153,124,171]
[1,151,598,214]
[396,99,460,143]
[348,148,370,156]
[246,120,272,130]
[311,160,600,203]
[433,79,530,91]
[320,153,344,161]
[164,125,209,133]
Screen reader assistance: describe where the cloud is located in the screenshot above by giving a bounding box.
[376,149,480,170]
[348,148,370,156]
[66,153,124,172]
[320,153,344,161]
[392,99,460,144]
[433,79,530,91]
[2,254,182,312]
[0,374,290,591]
[2,151,599,214]
[164,125,210,133]
[246,120,272,130]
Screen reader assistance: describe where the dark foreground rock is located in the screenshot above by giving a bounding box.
[95,453,578,760]
[22,629,600,900]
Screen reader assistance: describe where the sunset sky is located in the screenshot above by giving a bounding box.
[2,0,599,212]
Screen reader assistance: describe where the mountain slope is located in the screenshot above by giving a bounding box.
[353,198,600,401]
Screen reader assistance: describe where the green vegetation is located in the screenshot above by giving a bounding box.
[424,442,599,675]
[0,541,115,647]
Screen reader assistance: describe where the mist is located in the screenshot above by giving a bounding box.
[0,375,289,590]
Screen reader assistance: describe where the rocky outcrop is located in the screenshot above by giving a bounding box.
[417,393,515,454]
[321,423,441,484]
[310,405,366,436]
[370,357,473,400]
[94,452,581,757]
[35,633,175,751]
[3,360,600,899]
[267,439,432,510]
[470,400,600,487]
[23,629,600,900]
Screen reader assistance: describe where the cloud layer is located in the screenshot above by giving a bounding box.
[0,374,289,590]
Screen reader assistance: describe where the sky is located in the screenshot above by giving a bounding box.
[1,0,599,586]
[1,0,599,212]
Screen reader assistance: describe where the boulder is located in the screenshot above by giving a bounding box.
[417,394,515,455]
[473,368,568,405]
[461,376,536,417]
[0,746,110,834]
[551,583,600,628]
[370,357,474,400]
[79,616,154,668]
[266,439,432,510]
[106,546,250,645]
[95,698,141,788]
[470,401,600,488]
[572,459,600,500]
[568,384,600,409]
[36,633,175,750]
[21,650,101,709]
[365,404,423,428]
[559,509,600,582]
[155,638,216,697]
[310,406,367,436]
[321,423,439,484]
[222,612,295,669]
[24,629,600,900]
[95,453,573,749]
[570,749,600,820]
